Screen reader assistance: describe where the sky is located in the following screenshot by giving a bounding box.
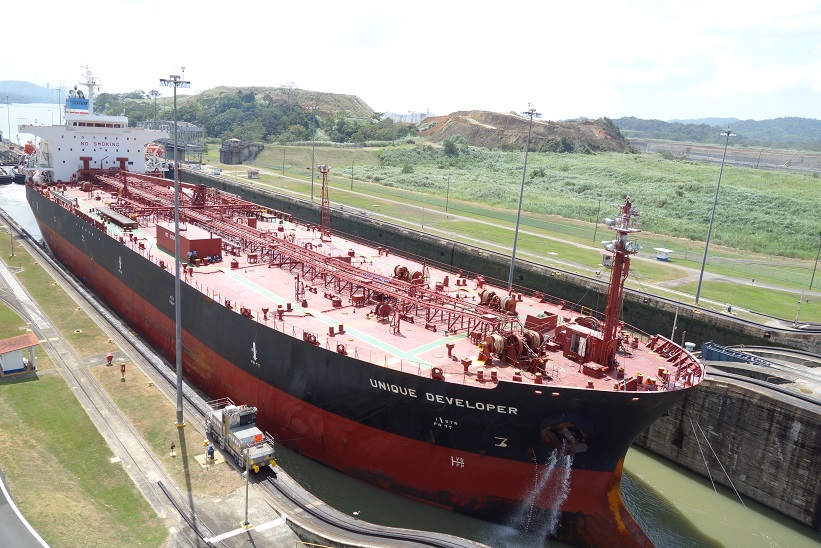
[5,0,821,121]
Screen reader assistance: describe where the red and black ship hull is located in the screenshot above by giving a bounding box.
[28,184,684,546]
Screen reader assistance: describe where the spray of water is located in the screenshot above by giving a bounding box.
[506,445,574,539]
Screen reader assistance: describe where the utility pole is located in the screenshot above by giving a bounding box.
[811,235,821,290]
[592,198,602,242]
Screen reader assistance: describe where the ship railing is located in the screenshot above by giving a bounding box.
[111,227,646,386]
[205,397,235,411]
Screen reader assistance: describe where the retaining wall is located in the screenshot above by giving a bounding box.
[635,378,821,531]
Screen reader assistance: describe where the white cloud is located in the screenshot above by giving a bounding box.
[4,0,820,120]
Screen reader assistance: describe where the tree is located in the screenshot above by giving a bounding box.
[443,137,459,156]
[280,82,297,104]
[279,124,308,142]
[147,90,160,121]
[229,120,266,143]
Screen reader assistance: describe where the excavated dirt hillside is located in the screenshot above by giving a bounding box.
[418,110,627,152]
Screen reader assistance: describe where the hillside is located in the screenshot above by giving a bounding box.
[419,111,627,152]
[195,86,375,119]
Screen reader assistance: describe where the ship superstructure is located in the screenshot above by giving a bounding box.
[18,69,166,184]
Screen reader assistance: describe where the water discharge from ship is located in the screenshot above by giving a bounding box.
[507,445,573,539]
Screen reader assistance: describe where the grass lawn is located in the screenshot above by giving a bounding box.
[90,363,243,499]
[0,240,240,545]
[12,244,111,358]
[0,371,168,546]
[675,280,818,320]
[0,304,28,339]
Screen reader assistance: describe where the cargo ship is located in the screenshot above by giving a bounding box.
[21,73,705,547]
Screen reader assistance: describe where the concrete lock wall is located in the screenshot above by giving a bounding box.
[634,379,821,531]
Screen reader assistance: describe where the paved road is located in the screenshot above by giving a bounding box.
[0,469,47,548]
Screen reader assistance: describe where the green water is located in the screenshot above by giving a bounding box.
[276,444,821,547]
[624,447,821,548]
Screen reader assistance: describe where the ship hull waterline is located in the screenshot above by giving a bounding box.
[27,184,687,546]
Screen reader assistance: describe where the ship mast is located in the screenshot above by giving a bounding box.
[596,197,641,367]
[79,66,100,115]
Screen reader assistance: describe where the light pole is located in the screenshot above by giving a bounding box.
[5,95,10,144]
[507,105,540,291]
[310,103,318,202]
[446,177,450,212]
[243,447,251,527]
[811,235,821,290]
[695,128,733,304]
[160,73,190,428]
[592,198,602,242]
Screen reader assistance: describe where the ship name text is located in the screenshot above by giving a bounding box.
[369,378,517,415]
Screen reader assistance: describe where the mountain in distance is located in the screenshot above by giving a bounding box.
[668,117,740,126]
[0,81,67,104]
[614,116,821,150]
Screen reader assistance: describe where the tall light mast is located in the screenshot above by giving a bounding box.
[160,72,191,428]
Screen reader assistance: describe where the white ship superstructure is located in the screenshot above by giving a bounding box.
[19,69,167,183]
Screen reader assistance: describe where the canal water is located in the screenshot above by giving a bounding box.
[1,137,820,547]
[275,441,820,547]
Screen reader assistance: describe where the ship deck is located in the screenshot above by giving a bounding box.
[37,174,704,394]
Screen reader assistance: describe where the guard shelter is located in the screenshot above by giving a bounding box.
[0,332,39,376]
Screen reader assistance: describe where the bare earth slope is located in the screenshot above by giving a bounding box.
[419,110,628,152]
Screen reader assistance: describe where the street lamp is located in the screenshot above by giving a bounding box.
[5,95,10,144]
[507,105,540,291]
[695,128,734,304]
[811,235,821,290]
[160,73,190,428]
